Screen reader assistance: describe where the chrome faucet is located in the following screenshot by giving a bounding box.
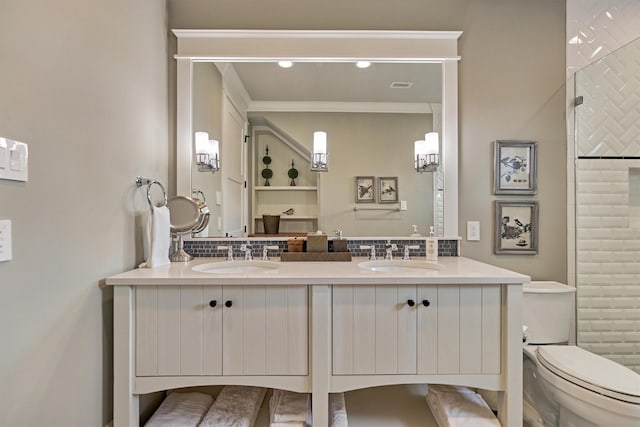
[240,242,253,261]
[217,245,234,261]
[360,245,376,260]
[385,241,398,260]
[262,245,279,261]
[403,245,420,260]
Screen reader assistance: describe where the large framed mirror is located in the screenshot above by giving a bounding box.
[174,30,461,238]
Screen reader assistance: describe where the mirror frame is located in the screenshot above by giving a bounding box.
[173,30,461,236]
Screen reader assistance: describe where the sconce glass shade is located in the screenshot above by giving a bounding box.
[415,132,439,172]
[311,131,329,172]
[195,131,220,173]
[195,132,209,153]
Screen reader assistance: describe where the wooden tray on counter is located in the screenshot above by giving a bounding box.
[280,251,352,262]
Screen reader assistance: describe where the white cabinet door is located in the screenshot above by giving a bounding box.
[422,284,501,375]
[223,285,308,376]
[136,285,223,376]
[333,284,502,376]
[332,285,416,375]
[136,285,308,377]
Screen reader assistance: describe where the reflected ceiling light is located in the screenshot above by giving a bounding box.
[195,131,220,173]
[311,131,329,172]
[356,61,371,69]
[278,60,294,68]
[415,132,439,173]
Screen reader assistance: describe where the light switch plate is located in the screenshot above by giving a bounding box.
[0,220,12,262]
[0,138,28,182]
[400,200,408,211]
[467,221,480,241]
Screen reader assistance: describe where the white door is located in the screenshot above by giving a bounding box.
[222,94,247,237]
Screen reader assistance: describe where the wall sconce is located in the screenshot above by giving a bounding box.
[311,131,329,172]
[195,131,220,173]
[415,131,439,172]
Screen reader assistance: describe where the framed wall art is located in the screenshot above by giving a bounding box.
[378,177,399,203]
[494,200,539,255]
[355,176,375,203]
[494,140,537,195]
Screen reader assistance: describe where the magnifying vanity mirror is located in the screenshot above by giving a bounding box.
[167,195,203,261]
[175,30,461,238]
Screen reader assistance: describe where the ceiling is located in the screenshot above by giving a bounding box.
[230,62,442,104]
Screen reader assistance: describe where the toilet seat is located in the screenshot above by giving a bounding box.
[537,345,640,405]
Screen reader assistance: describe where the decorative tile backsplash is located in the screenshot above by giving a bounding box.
[183,237,459,259]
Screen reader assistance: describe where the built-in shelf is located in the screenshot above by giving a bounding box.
[254,215,317,220]
[251,122,320,234]
[255,186,317,191]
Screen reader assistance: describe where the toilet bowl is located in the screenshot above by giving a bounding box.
[524,345,640,427]
[522,282,640,427]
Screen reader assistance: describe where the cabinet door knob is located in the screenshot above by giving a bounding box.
[225,300,233,308]
[407,299,415,307]
[209,300,217,308]
[422,299,431,307]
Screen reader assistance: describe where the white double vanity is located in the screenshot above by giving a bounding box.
[106,29,529,426]
[106,256,528,426]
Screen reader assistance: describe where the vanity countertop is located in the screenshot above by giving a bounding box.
[105,256,530,286]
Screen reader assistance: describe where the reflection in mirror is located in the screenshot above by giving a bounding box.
[192,61,442,237]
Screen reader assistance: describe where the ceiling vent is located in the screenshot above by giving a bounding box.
[390,81,413,89]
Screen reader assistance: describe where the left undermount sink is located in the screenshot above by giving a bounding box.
[192,260,280,274]
[358,260,442,273]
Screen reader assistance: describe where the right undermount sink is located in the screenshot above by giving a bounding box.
[358,260,443,273]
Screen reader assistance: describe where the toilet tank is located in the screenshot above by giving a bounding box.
[523,281,576,344]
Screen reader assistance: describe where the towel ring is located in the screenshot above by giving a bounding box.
[136,176,167,208]
[147,180,167,208]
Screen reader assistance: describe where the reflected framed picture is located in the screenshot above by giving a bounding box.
[355,176,375,203]
[494,140,537,195]
[494,200,538,255]
[378,176,399,203]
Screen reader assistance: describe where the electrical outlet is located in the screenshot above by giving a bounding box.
[467,221,480,241]
[0,220,12,261]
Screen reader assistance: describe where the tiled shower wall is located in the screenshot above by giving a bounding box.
[575,160,640,371]
[570,0,640,372]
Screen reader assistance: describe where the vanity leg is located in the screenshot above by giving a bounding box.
[311,285,330,427]
[113,286,139,427]
[498,283,523,427]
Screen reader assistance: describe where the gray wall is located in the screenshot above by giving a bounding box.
[0,1,169,425]
[169,0,567,281]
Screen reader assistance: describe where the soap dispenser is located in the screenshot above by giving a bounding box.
[426,226,438,262]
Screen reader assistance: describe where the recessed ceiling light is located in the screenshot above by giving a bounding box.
[356,61,371,69]
[278,61,293,68]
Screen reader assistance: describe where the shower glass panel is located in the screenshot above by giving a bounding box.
[574,36,640,373]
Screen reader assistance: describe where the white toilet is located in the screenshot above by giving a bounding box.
[523,281,640,427]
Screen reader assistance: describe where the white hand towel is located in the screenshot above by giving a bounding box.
[329,393,348,427]
[145,392,213,427]
[199,385,266,427]
[426,385,500,427]
[139,205,171,268]
[269,389,311,425]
